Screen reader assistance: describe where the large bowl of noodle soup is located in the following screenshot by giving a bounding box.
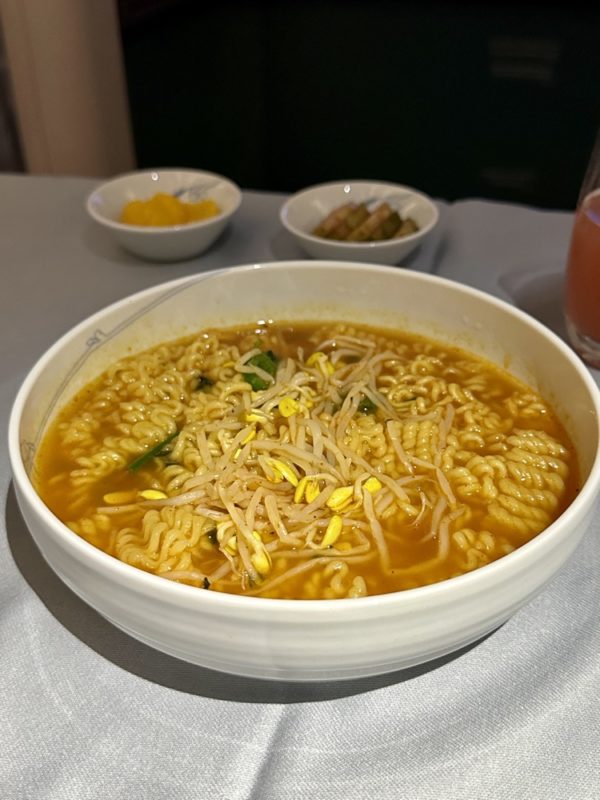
[8,261,600,681]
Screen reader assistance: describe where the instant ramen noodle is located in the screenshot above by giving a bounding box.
[35,321,578,600]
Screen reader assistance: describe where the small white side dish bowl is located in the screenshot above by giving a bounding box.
[280,181,439,264]
[8,261,600,681]
[86,168,242,261]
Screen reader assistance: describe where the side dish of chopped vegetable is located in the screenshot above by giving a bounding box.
[313,201,418,242]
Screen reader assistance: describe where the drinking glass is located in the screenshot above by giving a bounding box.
[564,130,600,368]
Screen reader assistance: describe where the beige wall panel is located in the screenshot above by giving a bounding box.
[0,0,135,176]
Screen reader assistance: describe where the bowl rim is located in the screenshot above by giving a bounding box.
[279,180,440,250]
[8,260,600,614]
[85,167,242,235]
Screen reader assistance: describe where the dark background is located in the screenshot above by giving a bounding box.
[118,0,599,210]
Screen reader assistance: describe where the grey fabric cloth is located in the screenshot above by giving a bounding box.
[1,176,599,800]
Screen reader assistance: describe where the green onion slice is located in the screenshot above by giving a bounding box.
[242,350,278,391]
[128,430,178,472]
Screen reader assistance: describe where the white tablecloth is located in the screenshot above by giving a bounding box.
[1,175,599,799]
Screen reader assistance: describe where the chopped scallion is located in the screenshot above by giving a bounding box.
[195,375,214,391]
[127,430,178,472]
[242,350,278,391]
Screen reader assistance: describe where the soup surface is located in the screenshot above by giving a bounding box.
[35,321,578,599]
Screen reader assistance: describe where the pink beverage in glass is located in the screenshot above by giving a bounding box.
[564,188,600,368]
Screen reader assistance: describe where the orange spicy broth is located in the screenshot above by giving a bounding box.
[34,321,579,599]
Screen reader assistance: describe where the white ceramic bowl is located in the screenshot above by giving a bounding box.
[8,261,600,681]
[280,181,439,264]
[86,168,242,261]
